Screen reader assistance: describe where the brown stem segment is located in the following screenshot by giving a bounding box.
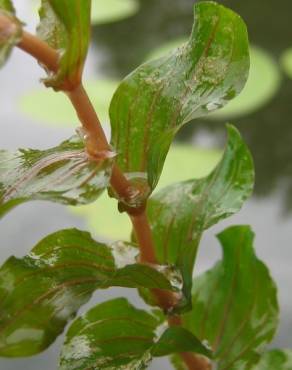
[0,17,209,370]
[168,316,212,370]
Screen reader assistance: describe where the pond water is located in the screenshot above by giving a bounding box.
[0,0,291,369]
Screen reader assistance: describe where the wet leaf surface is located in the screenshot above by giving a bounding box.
[147,126,254,307]
[0,136,112,218]
[110,1,250,193]
[0,229,177,357]
[182,226,279,370]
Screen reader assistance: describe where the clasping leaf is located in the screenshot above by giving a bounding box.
[0,136,113,218]
[110,1,250,194]
[147,125,254,309]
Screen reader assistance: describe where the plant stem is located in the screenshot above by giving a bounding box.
[168,316,212,370]
[0,17,210,369]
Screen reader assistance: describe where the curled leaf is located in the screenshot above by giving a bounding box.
[182,226,279,370]
[147,125,254,309]
[110,1,250,194]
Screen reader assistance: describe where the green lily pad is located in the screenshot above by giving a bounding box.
[280,47,292,79]
[209,46,281,120]
[71,145,221,241]
[19,80,118,128]
[91,0,139,25]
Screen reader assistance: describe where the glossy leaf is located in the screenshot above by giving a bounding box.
[0,136,112,218]
[109,1,250,194]
[59,298,158,370]
[0,1,22,68]
[152,326,212,358]
[59,298,211,369]
[37,0,91,90]
[182,226,279,370]
[0,229,178,357]
[147,126,254,307]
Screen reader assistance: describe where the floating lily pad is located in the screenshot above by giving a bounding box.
[71,145,221,240]
[19,80,118,127]
[91,0,139,25]
[280,47,292,79]
[209,46,281,120]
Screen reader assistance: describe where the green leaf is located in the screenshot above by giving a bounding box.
[182,226,279,370]
[109,1,250,194]
[0,2,22,68]
[147,126,254,308]
[59,298,157,370]
[37,0,91,90]
[251,350,292,370]
[0,136,112,218]
[152,326,212,358]
[0,229,177,357]
[59,298,211,370]
[91,0,139,25]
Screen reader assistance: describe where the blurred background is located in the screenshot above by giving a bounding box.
[0,0,292,368]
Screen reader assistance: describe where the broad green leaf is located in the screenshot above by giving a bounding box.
[0,1,21,68]
[19,80,118,128]
[59,298,210,369]
[91,0,139,25]
[251,350,292,370]
[72,144,221,241]
[0,136,112,218]
[182,226,279,370]
[109,1,250,194]
[59,298,158,370]
[152,326,212,358]
[37,0,91,90]
[0,229,178,357]
[147,126,254,307]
